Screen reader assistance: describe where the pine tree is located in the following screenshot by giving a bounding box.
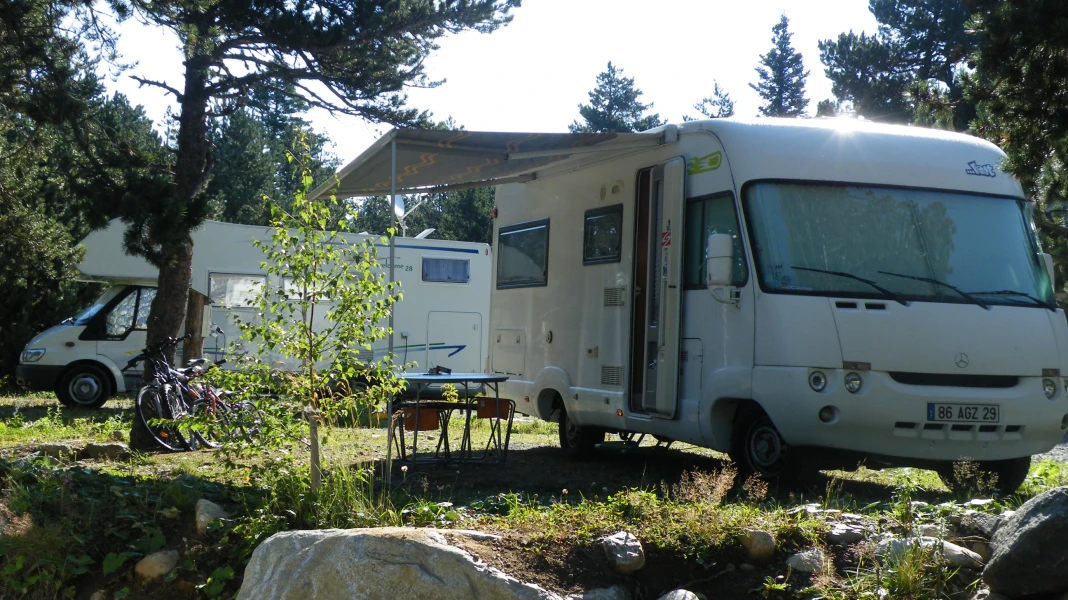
[750,15,810,117]
[685,81,735,120]
[570,62,665,133]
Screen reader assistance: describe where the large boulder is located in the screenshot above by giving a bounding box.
[237,528,560,600]
[984,487,1068,597]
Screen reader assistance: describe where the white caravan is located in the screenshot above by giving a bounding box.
[15,219,491,408]
[317,119,1068,491]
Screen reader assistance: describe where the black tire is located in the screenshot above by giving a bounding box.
[558,405,605,459]
[937,456,1031,496]
[191,399,225,449]
[135,384,191,452]
[56,364,111,409]
[730,412,791,479]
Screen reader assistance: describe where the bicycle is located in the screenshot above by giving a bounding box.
[124,335,261,451]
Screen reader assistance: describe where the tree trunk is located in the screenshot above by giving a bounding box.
[145,236,194,370]
[184,289,207,363]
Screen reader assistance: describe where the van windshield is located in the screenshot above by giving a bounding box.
[71,286,126,325]
[744,183,1055,307]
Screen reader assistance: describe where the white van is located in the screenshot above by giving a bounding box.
[317,118,1068,491]
[16,220,491,408]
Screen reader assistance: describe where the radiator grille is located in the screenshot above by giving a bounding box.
[603,286,626,307]
[889,372,1018,388]
[601,365,624,387]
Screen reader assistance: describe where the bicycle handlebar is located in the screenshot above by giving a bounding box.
[121,334,194,372]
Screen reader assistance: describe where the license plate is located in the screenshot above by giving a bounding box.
[927,403,1000,423]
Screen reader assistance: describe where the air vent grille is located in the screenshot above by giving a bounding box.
[601,365,624,387]
[603,286,626,307]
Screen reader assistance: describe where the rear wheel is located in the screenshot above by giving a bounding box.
[937,456,1031,496]
[56,365,111,409]
[136,384,191,452]
[558,405,605,459]
[730,412,791,479]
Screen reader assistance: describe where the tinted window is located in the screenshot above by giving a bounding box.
[422,258,471,283]
[684,194,747,288]
[583,204,623,265]
[497,219,549,288]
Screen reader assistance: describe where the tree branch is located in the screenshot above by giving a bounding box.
[130,75,184,101]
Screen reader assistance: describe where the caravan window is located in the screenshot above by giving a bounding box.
[422,258,470,283]
[497,219,549,288]
[134,288,156,329]
[684,193,747,288]
[583,204,623,264]
[209,274,265,308]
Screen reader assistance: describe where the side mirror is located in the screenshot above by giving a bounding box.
[1041,252,1055,290]
[705,233,734,287]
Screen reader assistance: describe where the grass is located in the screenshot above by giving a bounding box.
[0,391,1066,599]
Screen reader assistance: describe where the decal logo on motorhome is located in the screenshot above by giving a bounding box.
[661,231,672,247]
[687,151,723,175]
[965,161,997,178]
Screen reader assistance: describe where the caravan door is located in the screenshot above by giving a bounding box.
[630,157,685,418]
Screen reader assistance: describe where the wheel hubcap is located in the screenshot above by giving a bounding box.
[69,375,101,404]
[749,424,785,471]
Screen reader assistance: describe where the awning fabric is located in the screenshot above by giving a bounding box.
[309,126,676,200]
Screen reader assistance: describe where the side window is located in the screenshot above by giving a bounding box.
[497,219,549,288]
[583,204,623,265]
[422,258,471,283]
[684,194,748,288]
[134,288,156,329]
[209,273,265,308]
[105,291,138,337]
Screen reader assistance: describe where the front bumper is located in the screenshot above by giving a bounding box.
[15,364,66,391]
[754,366,1068,462]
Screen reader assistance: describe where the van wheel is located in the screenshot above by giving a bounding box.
[56,365,111,409]
[730,413,790,478]
[558,406,605,459]
[937,456,1031,496]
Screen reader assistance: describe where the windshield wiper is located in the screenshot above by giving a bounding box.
[877,271,990,310]
[966,289,1057,312]
[791,266,908,306]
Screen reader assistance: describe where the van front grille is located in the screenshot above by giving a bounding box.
[888,372,1018,388]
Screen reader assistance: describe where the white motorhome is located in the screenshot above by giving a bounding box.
[16,219,491,408]
[320,119,1068,491]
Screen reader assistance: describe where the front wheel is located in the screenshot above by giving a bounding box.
[730,413,790,479]
[56,365,111,409]
[558,405,605,459]
[136,384,191,452]
[937,456,1031,496]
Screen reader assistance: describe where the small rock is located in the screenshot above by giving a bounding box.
[89,592,106,600]
[827,523,866,545]
[913,523,947,538]
[657,590,701,600]
[967,541,993,563]
[37,443,75,459]
[876,537,983,569]
[81,442,129,461]
[135,550,179,580]
[177,580,197,594]
[961,512,1004,538]
[739,563,756,573]
[965,498,995,507]
[196,499,229,535]
[786,548,826,574]
[110,430,126,442]
[600,531,645,574]
[740,530,776,563]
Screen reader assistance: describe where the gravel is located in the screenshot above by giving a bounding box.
[1034,431,1068,463]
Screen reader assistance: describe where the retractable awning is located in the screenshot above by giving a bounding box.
[309,126,677,200]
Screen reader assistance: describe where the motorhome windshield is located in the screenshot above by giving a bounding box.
[71,286,126,325]
[745,182,1054,307]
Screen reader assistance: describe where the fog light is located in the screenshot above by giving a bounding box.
[819,405,838,423]
[809,371,827,392]
[1044,379,1057,399]
[844,372,862,393]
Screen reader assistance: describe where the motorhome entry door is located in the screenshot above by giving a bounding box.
[630,157,685,419]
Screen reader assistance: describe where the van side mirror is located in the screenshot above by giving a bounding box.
[1041,252,1056,290]
[706,233,739,305]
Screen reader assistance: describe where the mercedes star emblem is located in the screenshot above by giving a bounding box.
[954,352,970,369]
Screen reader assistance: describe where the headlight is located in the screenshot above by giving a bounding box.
[808,371,827,392]
[844,372,862,393]
[1043,378,1057,399]
[20,348,45,363]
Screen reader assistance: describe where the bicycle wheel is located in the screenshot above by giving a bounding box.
[226,400,264,442]
[136,384,191,452]
[191,393,229,449]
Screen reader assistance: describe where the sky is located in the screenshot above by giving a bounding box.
[103,0,881,165]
